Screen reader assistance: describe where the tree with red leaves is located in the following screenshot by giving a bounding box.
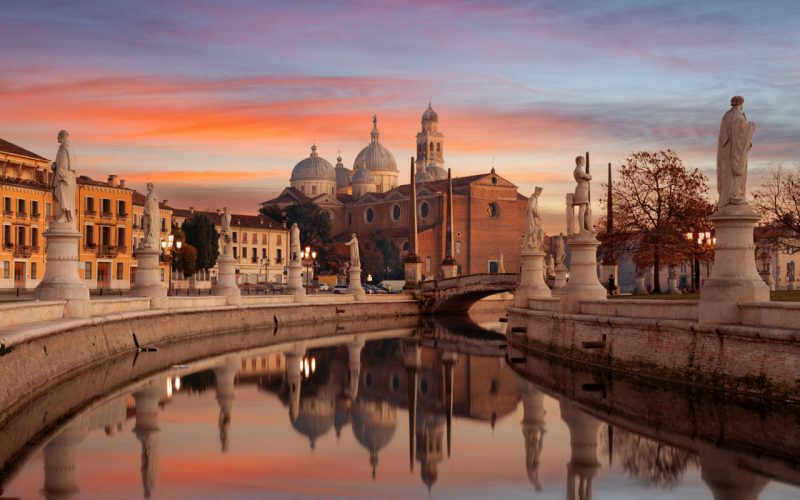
[597,150,714,293]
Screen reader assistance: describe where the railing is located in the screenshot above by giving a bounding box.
[31,211,40,218]
[85,209,96,216]
[100,211,113,219]
[117,212,128,219]
[16,211,27,219]
[13,245,32,257]
[116,245,128,254]
[420,272,520,291]
[83,243,97,251]
[97,245,118,258]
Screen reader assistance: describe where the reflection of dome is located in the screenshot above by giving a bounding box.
[353,116,398,173]
[352,399,398,477]
[291,145,336,182]
[422,103,439,123]
[291,395,335,449]
[334,394,352,439]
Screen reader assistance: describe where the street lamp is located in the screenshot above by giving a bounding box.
[301,246,317,288]
[261,257,271,284]
[685,230,714,291]
[161,235,182,291]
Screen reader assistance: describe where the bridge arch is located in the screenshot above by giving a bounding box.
[419,273,518,314]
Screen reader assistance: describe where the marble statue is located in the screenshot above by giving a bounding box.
[717,96,755,209]
[52,130,77,224]
[220,207,232,254]
[787,261,795,282]
[290,223,301,262]
[572,155,592,233]
[498,251,505,273]
[345,233,361,268]
[555,234,566,268]
[140,183,160,249]
[524,187,545,251]
[545,254,555,276]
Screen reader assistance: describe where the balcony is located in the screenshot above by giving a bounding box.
[97,245,118,258]
[85,209,97,216]
[100,211,113,219]
[31,211,40,218]
[83,242,97,251]
[116,245,128,254]
[117,212,128,220]
[3,209,13,217]
[13,245,32,258]
[274,257,283,264]
[16,211,27,219]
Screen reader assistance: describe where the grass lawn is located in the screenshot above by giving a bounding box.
[609,290,800,302]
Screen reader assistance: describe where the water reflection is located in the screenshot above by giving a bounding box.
[2,314,799,499]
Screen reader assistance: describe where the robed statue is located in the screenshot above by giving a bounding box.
[545,254,555,277]
[345,233,361,268]
[220,207,232,256]
[140,183,160,249]
[290,223,301,262]
[788,261,796,283]
[555,234,566,268]
[524,187,545,251]
[52,130,77,225]
[717,96,755,209]
[572,155,592,233]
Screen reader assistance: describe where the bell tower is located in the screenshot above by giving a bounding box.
[416,103,445,169]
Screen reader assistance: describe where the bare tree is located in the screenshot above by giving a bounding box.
[752,163,800,252]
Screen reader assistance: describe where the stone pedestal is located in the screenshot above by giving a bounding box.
[285,260,306,301]
[667,267,681,294]
[131,246,168,309]
[699,205,769,325]
[212,254,241,306]
[441,263,458,279]
[787,280,796,291]
[348,266,366,300]
[560,232,606,313]
[403,259,422,291]
[34,223,91,318]
[633,274,649,295]
[515,250,550,307]
[553,267,568,291]
[759,269,775,291]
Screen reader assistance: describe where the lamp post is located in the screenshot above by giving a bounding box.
[301,246,316,288]
[685,230,715,291]
[160,234,182,291]
[261,257,271,285]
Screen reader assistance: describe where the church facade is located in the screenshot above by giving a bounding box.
[261,105,528,278]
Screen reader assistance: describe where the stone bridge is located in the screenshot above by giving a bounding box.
[419,273,519,313]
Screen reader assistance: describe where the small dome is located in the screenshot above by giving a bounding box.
[352,399,397,452]
[291,395,335,449]
[291,144,336,182]
[422,103,439,123]
[353,116,398,173]
[334,154,352,187]
[426,165,447,181]
[415,168,435,184]
[352,162,375,185]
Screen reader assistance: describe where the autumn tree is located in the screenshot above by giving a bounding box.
[597,150,714,293]
[752,163,800,252]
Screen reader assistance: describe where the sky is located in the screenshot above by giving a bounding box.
[2,0,799,233]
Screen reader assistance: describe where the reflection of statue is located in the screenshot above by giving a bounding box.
[220,207,232,255]
[572,155,592,233]
[52,130,77,224]
[717,96,755,209]
[141,183,160,249]
[524,187,544,251]
[345,233,360,268]
[545,255,555,277]
[555,234,566,268]
[291,223,301,262]
[787,261,795,282]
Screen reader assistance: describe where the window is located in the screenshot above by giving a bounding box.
[3,197,11,214]
[17,199,25,215]
[437,143,441,152]
[243,247,248,258]
[251,250,258,264]
[311,185,317,195]
[2,261,9,279]
[243,232,248,244]
[3,225,11,248]
[456,241,462,255]
[391,204,401,221]
[86,197,96,214]
[117,228,126,249]
[45,202,52,218]
[31,262,37,280]
[101,198,111,216]
[365,207,374,223]
[84,261,93,280]
[276,234,281,245]
[276,249,282,263]
[116,262,124,279]
[233,247,238,259]
[32,228,39,248]
[262,248,267,259]
[161,218,166,232]
[117,200,126,216]
[488,260,499,274]
[31,201,39,217]
[232,231,238,242]
[486,202,499,218]
[84,225,94,247]
[262,234,267,244]
[420,201,430,219]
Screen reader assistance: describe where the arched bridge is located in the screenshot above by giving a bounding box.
[419,273,519,314]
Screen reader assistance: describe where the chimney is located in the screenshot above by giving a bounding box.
[107,174,117,186]
[162,199,168,207]
[119,178,126,188]
[216,208,222,215]
[189,206,195,214]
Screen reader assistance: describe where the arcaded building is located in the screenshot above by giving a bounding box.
[261,105,527,277]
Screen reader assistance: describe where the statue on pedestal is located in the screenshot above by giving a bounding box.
[787,261,795,283]
[291,223,301,262]
[220,207,232,255]
[545,255,555,277]
[140,183,160,249]
[555,234,566,268]
[524,187,544,251]
[52,130,77,225]
[717,96,755,210]
[571,155,592,234]
[345,233,360,268]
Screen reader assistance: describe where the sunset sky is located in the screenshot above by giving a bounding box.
[2,0,799,232]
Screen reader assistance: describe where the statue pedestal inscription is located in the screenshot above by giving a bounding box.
[348,266,366,301]
[213,254,241,306]
[35,223,91,318]
[699,205,769,324]
[131,246,168,309]
[515,249,550,307]
[560,233,606,313]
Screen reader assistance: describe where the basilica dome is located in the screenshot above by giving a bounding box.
[352,399,397,477]
[334,154,352,187]
[415,167,435,184]
[291,395,335,449]
[291,144,336,182]
[352,163,374,184]
[422,103,439,122]
[353,116,398,173]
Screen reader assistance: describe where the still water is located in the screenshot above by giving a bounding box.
[1,315,798,499]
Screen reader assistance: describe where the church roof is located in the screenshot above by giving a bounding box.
[291,144,336,182]
[172,207,282,229]
[0,137,49,161]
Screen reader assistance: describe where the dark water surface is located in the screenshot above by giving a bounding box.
[1,314,798,499]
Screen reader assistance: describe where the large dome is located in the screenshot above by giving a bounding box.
[352,163,374,185]
[353,116,398,173]
[291,144,336,182]
[422,103,439,122]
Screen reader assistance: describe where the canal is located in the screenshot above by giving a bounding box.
[1,312,797,499]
